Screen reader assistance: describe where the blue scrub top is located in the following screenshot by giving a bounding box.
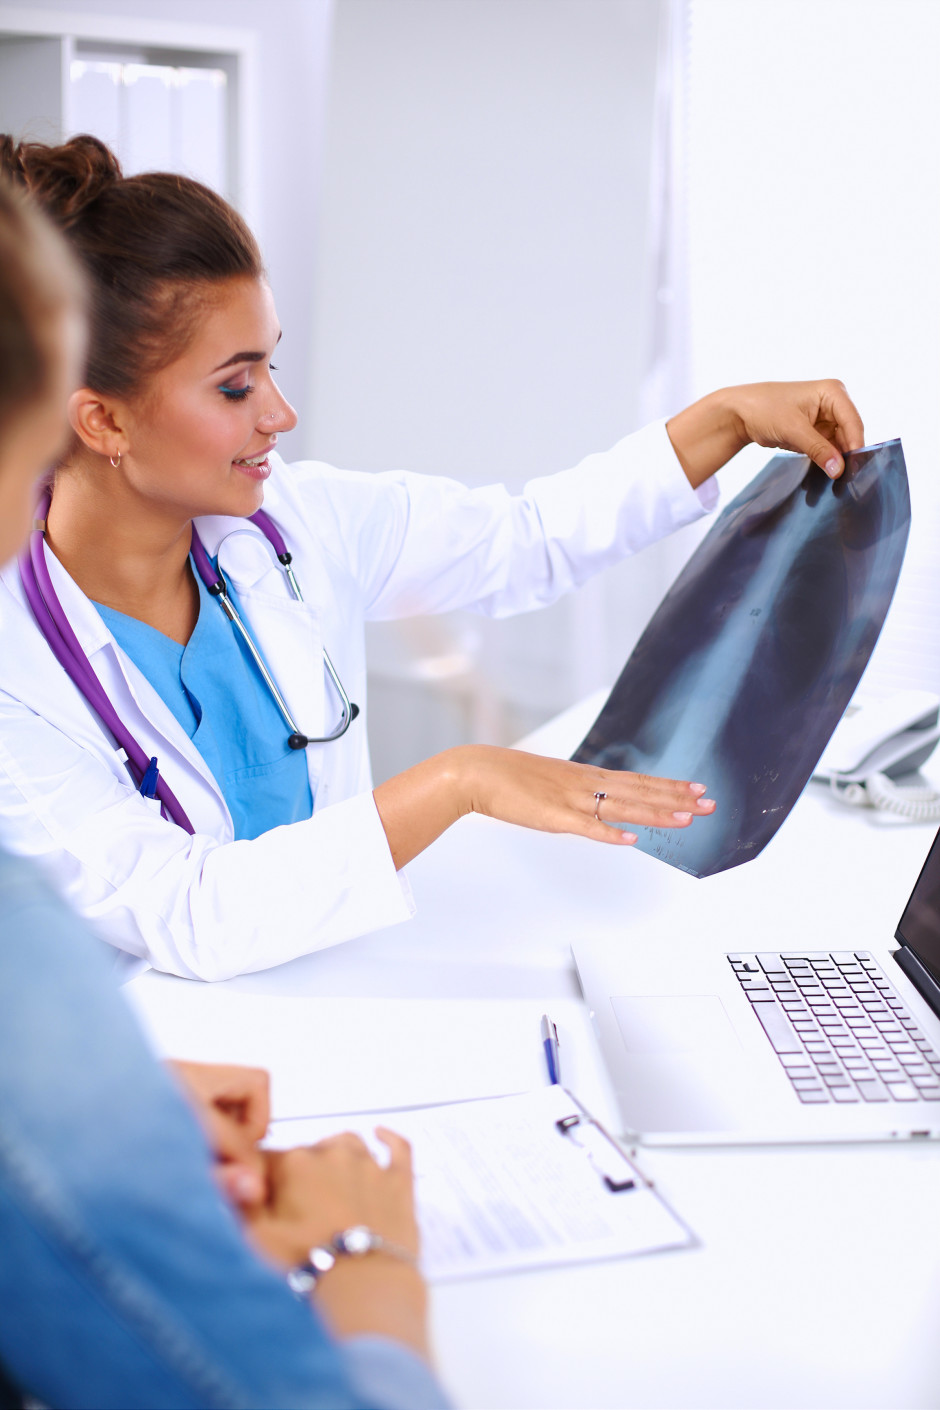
[96,562,313,841]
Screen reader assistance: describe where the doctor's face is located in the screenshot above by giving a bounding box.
[111,276,298,523]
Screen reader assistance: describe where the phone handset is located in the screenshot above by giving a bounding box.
[813,690,940,822]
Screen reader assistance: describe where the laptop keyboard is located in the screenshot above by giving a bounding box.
[727,951,940,1104]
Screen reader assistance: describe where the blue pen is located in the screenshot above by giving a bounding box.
[139,756,160,799]
[540,1013,561,1085]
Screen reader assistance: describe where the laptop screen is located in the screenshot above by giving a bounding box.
[895,824,940,985]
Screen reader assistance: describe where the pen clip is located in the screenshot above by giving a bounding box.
[139,756,160,800]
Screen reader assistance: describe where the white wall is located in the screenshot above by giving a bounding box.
[3,0,334,463]
[311,0,663,776]
[685,0,940,700]
[6,0,667,779]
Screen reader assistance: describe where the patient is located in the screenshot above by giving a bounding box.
[0,178,448,1409]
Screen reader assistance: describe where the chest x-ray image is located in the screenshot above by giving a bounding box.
[573,440,910,877]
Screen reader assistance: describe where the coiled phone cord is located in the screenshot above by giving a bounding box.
[830,772,940,822]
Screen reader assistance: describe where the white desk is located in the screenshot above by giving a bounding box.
[132,692,940,1409]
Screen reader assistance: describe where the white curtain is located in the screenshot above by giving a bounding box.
[638,0,691,428]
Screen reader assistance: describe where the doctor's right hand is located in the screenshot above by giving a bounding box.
[374,745,715,870]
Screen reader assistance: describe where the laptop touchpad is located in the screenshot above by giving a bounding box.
[611,995,740,1053]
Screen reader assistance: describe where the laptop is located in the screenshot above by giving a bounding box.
[572,823,940,1145]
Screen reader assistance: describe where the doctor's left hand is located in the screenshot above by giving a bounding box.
[169,1060,270,1210]
[375,745,716,869]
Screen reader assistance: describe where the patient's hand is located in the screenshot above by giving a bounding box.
[247,1130,430,1358]
[248,1130,419,1265]
[169,1060,270,1210]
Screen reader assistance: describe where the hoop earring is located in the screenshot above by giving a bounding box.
[109,452,122,468]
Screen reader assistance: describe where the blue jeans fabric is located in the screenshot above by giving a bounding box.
[0,847,449,1410]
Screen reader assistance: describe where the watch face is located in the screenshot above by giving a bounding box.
[337,1225,373,1256]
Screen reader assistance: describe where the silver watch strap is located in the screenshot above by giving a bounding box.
[287,1224,416,1297]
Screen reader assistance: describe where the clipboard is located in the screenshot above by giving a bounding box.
[555,1098,645,1192]
[268,1086,696,1282]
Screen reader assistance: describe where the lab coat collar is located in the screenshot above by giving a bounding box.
[0,544,229,812]
[0,531,287,652]
[0,452,296,613]
[0,544,112,656]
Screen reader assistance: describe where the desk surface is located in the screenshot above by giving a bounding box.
[134,691,940,1409]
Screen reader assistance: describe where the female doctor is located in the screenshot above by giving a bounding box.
[0,136,865,982]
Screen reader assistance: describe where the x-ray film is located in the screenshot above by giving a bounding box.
[572,440,910,877]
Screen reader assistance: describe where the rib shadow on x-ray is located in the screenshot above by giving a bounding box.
[572,440,911,878]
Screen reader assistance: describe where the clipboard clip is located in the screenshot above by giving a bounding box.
[555,1113,636,1193]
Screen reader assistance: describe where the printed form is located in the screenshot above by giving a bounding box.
[268,1086,694,1281]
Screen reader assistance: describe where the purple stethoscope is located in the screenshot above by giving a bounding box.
[19,488,359,834]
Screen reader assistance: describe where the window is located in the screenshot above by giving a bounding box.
[0,13,254,219]
[70,54,227,191]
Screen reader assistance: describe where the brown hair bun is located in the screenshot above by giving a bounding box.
[0,134,121,232]
[0,133,262,400]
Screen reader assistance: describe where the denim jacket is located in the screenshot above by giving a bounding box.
[0,847,449,1410]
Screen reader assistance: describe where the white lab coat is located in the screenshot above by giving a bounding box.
[0,420,715,982]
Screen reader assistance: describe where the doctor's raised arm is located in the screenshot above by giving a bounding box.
[0,134,864,982]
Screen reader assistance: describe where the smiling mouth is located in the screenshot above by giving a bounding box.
[233,452,272,480]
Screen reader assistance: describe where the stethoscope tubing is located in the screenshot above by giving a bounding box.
[189,517,357,746]
[19,496,357,835]
[20,490,195,831]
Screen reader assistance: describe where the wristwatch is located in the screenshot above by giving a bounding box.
[287,1225,416,1297]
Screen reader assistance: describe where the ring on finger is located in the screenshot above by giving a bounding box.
[593,791,608,822]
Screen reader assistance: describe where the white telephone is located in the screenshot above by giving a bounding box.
[813,689,940,821]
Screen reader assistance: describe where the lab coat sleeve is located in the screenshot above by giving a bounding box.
[289,419,717,621]
[0,702,413,982]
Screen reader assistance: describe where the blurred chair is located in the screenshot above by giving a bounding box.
[365,615,504,783]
